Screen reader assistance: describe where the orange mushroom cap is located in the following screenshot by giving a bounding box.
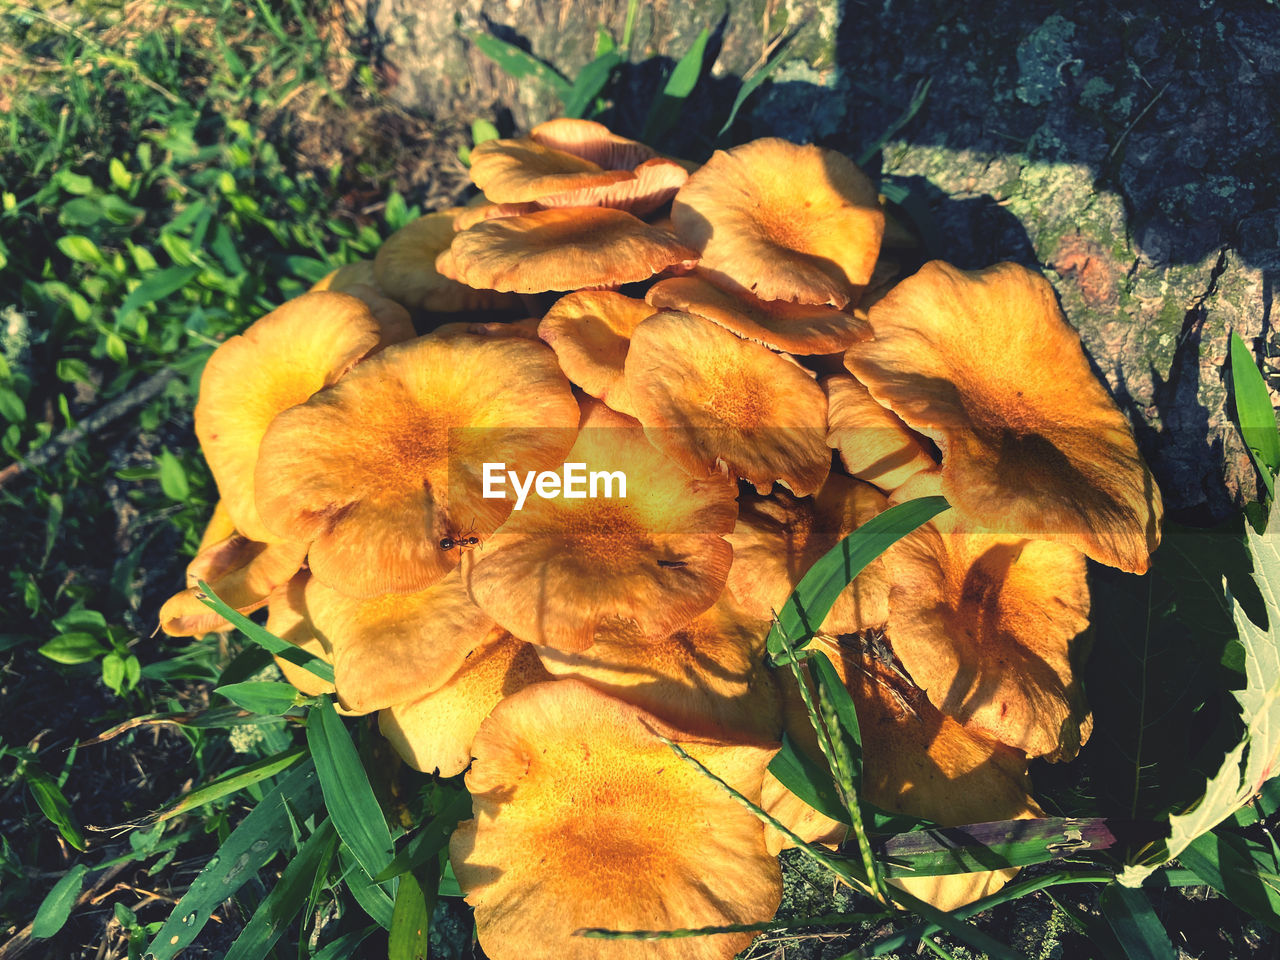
[305,569,503,714]
[670,138,885,308]
[464,398,737,651]
[528,118,658,170]
[823,373,937,493]
[264,571,335,697]
[451,679,782,960]
[647,269,871,355]
[726,475,891,635]
[379,631,551,776]
[534,595,782,740]
[439,208,698,294]
[374,210,520,312]
[253,335,579,597]
[845,260,1162,573]
[468,138,634,203]
[193,291,388,543]
[309,259,377,293]
[624,310,831,495]
[537,291,656,417]
[883,516,1093,761]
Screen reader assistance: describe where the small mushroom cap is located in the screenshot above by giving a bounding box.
[264,571,335,697]
[451,679,783,960]
[846,260,1162,573]
[624,311,831,496]
[306,569,504,714]
[309,260,378,293]
[469,137,634,203]
[194,291,386,543]
[535,596,782,740]
[823,373,937,492]
[465,399,737,651]
[727,475,891,635]
[520,157,689,218]
[439,208,698,294]
[647,270,871,355]
[430,317,543,341]
[253,335,579,596]
[529,118,658,169]
[379,631,551,776]
[884,520,1094,761]
[671,138,885,308]
[158,532,307,637]
[537,291,656,416]
[374,211,520,312]
[334,283,416,347]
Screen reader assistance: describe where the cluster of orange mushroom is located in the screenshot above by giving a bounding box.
[159,119,1164,957]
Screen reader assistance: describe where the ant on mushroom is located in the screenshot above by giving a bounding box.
[439,521,480,552]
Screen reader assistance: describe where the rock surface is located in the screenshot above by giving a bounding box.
[371,0,1279,520]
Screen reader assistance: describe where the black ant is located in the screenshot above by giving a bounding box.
[439,522,480,551]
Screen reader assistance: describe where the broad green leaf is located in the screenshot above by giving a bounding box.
[214,680,301,715]
[766,496,949,659]
[56,234,103,265]
[307,697,395,885]
[31,864,89,939]
[26,765,87,851]
[1230,331,1280,500]
[156,448,190,501]
[223,818,338,960]
[562,51,622,119]
[388,867,435,960]
[340,843,395,929]
[372,786,472,882]
[1099,885,1176,960]
[1120,496,1280,885]
[145,760,324,960]
[195,580,335,683]
[38,632,106,664]
[467,32,572,98]
[155,746,306,822]
[108,157,133,191]
[471,118,500,145]
[0,386,26,423]
[1181,828,1280,932]
[114,266,201,328]
[766,732,850,826]
[643,27,710,143]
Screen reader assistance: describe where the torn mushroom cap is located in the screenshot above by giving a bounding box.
[465,398,736,651]
[305,569,504,714]
[883,513,1093,761]
[624,310,831,496]
[194,291,392,543]
[535,595,781,741]
[438,208,698,294]
[846,260,1162,573]
[374,210,520,312]
[379,630,551,777]
[824,373,937,493]
[451,679,782,960]
[253,335,579,597]
[468,138,634,203]
[264,571,335,697]
[158,522,307,638]
[727,474,891,636]
[647,269,871,355]
[671,138,885,309]
[763,639,1039,908]
[537,291,655,417]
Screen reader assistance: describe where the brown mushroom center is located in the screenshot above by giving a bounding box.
[703,368,769,429]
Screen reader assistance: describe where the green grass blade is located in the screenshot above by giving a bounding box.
[468,32,572,99]
[1099,884,1176,960]
[1180,829,1280,932]
[155,746,306,823]
[767,496,949,659]
[1230,331,1280,500]
[766,732,850,825]
[810,649,864,782]
[214,680,303,715]
[196,579,334,684]
[307,697,396,886]
[373,786,472,882]
[31,863,89,939]
[388,864,437,960]
[885,884,1025,960]
[856,77,933,167]
[312,925,378,959]
[877,817,1117,877]
[340,843,396,929]
[562,51,623,118]
[717,34,796,138]
[113,265,200,329]
[578,909,887,940]
[25,764,87,851]
[145,759,324,960]
[643,27,711,144]
[224,818,338,960]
